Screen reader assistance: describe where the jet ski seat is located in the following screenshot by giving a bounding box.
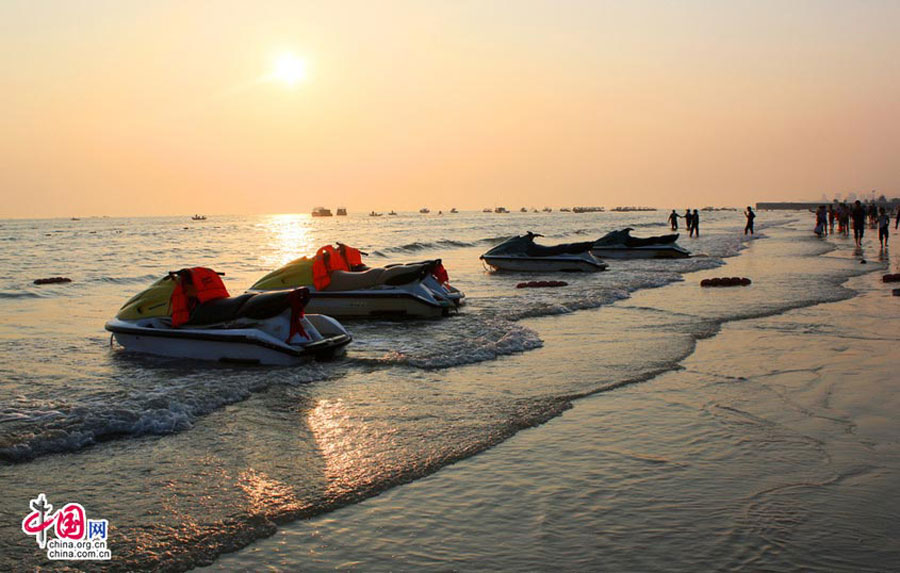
[525,241,596,256]
[184,288,309,326]
[323,262,433,291]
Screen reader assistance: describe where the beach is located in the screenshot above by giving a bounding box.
[211,219,900,572]
[1,211,897,571]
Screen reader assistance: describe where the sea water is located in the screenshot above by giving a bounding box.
[0,209,888,570]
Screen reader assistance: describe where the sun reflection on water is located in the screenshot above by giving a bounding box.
[259,214,315,269]
[307,398,399,497]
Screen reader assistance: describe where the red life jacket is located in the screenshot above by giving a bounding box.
[312,245,356,290]
[432,262,449,285]
[169,268,229,327]
[338,244,363,269]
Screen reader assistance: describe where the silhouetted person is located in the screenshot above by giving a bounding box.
[878,207,889,248]
[827,204,835,234]
[814,205,826,237]
[684,209,693,234]
[851,200,866,246]
[668,210,679,231]
[744,206,755,235]
[690,209,700,237]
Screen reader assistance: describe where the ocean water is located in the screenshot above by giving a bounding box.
[0,209,888,570]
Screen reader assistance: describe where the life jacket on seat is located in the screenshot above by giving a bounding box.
[338,243,364,269]
[169,267,229,327]
[312,245,343,290]
[312,244,365,290]
[431,261,449,285]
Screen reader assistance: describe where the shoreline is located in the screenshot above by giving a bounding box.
[207,224,898,571]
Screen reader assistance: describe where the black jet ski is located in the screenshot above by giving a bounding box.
[592,228,690,259]
[480,232,608,272]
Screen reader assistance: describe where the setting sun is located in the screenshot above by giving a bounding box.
[270,52,307,87]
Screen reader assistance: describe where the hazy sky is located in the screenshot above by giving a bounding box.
[2,0,899,217]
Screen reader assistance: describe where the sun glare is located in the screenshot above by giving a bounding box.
[271,53,308,87]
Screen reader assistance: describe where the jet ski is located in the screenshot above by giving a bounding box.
[480,232,608,272]
[591,228,690,259]
[105,268,352,365]
[248,244,463,319]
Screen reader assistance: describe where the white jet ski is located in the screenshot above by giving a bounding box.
[591,228,690,259]
[248,245,464,319]
[105,268,351,365]
[480,232,608,272]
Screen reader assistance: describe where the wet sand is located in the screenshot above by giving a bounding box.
[209,230,900,572]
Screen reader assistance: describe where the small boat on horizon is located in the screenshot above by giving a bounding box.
[336,207,348,216]
[191,214,207,221]
[312,207,333,217]
[419,208,430,214]
[494,207,509,214]
[369,211,383,217]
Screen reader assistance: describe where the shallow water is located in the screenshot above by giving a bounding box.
[1,209,889,571]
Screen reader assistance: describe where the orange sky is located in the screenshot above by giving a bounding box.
[2,0,899,217]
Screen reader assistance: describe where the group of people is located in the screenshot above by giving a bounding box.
[813,201,899,248]
[667,206,756,237]
[667,209,701,237]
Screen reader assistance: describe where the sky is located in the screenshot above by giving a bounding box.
[1,0,899,217]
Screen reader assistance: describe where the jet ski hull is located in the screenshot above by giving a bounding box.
[106,314,351,365]
[481,254,608,272]
[301,290,449,319]
[590,245,690,259]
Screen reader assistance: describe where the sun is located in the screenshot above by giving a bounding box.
[270,53,308,87]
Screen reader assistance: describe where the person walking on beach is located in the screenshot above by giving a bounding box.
[668,209,680,231]
[814,206,827,237]
[828,204,835,234]
[851,200,866,247]
[690,209,700,237]
[744,206,755,235]
[878,207,890,248]
[684,209,693,235]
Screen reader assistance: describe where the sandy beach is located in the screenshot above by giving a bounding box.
[210,222,900,572]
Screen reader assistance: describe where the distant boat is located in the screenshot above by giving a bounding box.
[520,207,528,213]
[70,217,81,221]
[573,206,605,213]
[369,211,383,217]
[450,208,458,213]
[542,207,552,213]
[419,208,430,214]
[494,207,509,213]
[336,207,348,216]
[611,206,657,212]
[312,207,333,217]
[482,208,492,213]
[191,214,207,221]
[388,210,398,215]
[560,207,571,212]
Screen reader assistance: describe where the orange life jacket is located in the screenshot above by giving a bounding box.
[169,267,229,326]
[338,244,363,268]
[311,244,359,290]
